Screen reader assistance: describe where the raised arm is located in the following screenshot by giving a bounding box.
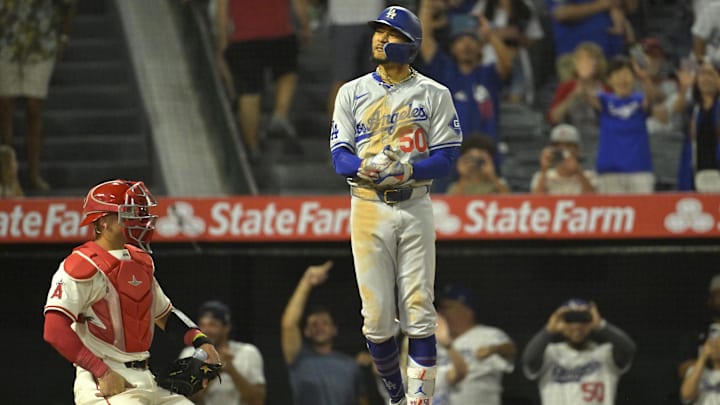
[588,304,636,370]
[680,341,711,402]
[281,261,333,364]
[418,0,446,63]
[523,307,568,377]
[478,15,513,79]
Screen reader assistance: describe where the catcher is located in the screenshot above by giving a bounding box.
[43,179,222,404]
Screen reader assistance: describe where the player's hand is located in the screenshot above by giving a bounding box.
[303,260,333,287]
[546,307,569,334]
[200,343,223,389]
[96,370,136,397]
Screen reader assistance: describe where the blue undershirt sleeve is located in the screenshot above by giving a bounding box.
[411,147,460,180]
[332,147,362,177]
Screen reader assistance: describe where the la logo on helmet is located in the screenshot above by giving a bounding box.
[386,7,397,19]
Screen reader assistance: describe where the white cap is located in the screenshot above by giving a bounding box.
[710,274,720,292]
[550,124,581,145]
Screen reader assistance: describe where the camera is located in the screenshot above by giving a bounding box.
[551,148,569,166]
[563,310,592,323]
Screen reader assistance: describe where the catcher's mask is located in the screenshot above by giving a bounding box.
[81,179,158,253]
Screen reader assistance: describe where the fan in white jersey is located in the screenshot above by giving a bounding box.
[330,5,462,405]
[179,301,266,405]
[437,284,516,405]
[522,299,636,405]
[681,324,720,404]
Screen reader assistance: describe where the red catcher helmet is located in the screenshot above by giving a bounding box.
[81,180,158,252]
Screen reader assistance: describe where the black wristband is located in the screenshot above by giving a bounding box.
[192,333,212,348]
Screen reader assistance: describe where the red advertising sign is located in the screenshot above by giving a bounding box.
[1,194,719,243]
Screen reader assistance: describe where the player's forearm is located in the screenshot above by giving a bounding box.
[332,147,362,177]
[494,342,517,361]
[487,33,513,79]
[680,356,707,401]
[44,312,109,378]
[412,147,460,180]
[592,322,636,369]
[446,347,468,385]
[522,328,553,376]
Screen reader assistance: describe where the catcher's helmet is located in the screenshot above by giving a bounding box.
[368,6,422,64]
[81,179,158,252]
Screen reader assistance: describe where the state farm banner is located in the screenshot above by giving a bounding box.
[1,194,720,243]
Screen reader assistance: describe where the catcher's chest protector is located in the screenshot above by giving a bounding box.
[78,244,155,353]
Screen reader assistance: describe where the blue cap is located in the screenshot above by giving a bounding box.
[441,284,477,313]
[368,6,422,64]
[198,300,231,325]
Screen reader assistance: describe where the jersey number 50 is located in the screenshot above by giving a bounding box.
[581,382,605,402]
[398,127,427,153]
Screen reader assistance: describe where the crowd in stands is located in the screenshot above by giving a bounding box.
[2,0,719,196]
[204,0,720,196]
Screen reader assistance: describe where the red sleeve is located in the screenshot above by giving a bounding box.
[43,311,109,378]
[547,81,577,123]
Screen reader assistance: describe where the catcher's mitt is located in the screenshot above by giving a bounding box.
[157,356,222,396]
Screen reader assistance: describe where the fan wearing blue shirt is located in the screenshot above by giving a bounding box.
[584,56,656,193]
[416,0,513,143]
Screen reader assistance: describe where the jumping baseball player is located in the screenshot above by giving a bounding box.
[330,6,463,405]
[43,179,221,404]
[522,299,636,405]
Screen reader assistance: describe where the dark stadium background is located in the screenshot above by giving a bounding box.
[6,238,717,404]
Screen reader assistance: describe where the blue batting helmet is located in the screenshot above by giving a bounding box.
[368,6,422,64]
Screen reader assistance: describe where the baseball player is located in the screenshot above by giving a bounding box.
[522,299,636,405]
[330,6,463,405]
[43,179,221,404]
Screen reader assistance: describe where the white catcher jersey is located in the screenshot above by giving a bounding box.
[44,249,173,363]
[330,69,463,187]
[528,341,630,405]
[449,325,514,405]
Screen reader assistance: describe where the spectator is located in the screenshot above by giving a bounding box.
[447,135,510,195]
[0,145,23,197]
[692,0,720,64]
[215,0,311,161]
[585,56,656,194]
[280,261,368,405]
[677,60,720,192]
[531,124,597,194]
[681,324,720,405]
[474,0,545,104]
[417,0,513,142]
[179,300,266,405]
[548,42,607,139]
[546,0,630,76]
[522,299,636,405]
[431,314,469,405]
[438,284,516,405]
[326,0,384,117]
[678,275,720,382]
[0,0,76,192]
[635,38,687,136]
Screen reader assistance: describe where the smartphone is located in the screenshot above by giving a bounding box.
[629,44,649,70]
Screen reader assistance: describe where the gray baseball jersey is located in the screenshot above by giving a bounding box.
[331,69,461,341]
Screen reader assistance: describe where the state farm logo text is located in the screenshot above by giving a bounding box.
[434,199,635,235]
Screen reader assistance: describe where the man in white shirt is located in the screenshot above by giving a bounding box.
[180,301,266,405]
[531,124,597,195]
[438,284,516,405]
